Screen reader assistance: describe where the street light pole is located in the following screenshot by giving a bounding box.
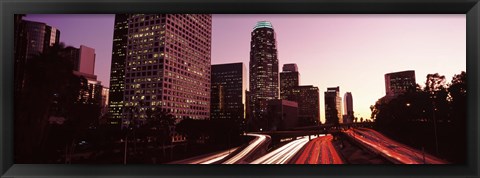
[123,107,133,165]
[431,94,439,156]
[124,134,128,165]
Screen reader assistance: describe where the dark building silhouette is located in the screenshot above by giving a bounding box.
[343,92,354,124]
[385,70,416,97]
[245,90,253,131]
[101,87,110,121]
[211,63,247,123]
[108,14,129,125]
[249,21,279,130]
[279,64,320,126]
[325,86,343,125]
[67,45,103,107]
[74,72,103,106]
[23,20,61,59]
[14,17,61,98]
[62,45,96,73]
[120,14,212,127]
[63,46,80,71]
[291,86,320,126]
[280,63,300,100]
[14,15,28,103]
[267,99,298,131]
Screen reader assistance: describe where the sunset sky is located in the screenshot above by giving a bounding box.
[24,14,466,123]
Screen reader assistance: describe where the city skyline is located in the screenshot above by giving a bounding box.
[23,14,466,123]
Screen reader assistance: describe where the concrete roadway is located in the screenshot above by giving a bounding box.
[250,135,311,164]
[169,133,270,164]
[344,128,447,164]
[294,134,344,164]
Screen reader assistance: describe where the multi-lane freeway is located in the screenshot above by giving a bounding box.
[294,134,344,164]
[168,147,239,164]
[170,133,269,164]
[251,136,311,164]
[170,127,448,164]
[222,133,271,164]
[344,128,447,164]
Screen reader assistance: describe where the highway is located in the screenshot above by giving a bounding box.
[294,134,344,164]
[168,147,239,164]
[344,128,447,164]
[172,133,271,164]
[197,147,239,164]
[222,133,270,164]
[250,136,311,164]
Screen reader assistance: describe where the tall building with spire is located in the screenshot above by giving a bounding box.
[114,14,211,127]
[248,21,279,130]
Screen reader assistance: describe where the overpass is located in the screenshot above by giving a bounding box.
[251,122,374,146]
[291,122,375,131]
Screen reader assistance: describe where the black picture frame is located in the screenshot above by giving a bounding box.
[1,0,478,177]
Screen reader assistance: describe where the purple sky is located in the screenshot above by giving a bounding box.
[24,14,466,123]
[24,14,115,87]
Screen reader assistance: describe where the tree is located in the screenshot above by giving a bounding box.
[424,73,447,94]
[141,107,175,157]
[371,72,467,163]
[448,71,466,125]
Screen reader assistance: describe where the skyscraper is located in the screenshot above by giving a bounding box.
[249,21,279,128]
[14,15,28,103]
[78,45,96,75]
[14,18,60,97]
[63,45,96,75]
[343,92,353,124]
[325,86,343,125]
[291,86,320,126]
[280,63,300,100]
[23,20,60,59]
[120,14,212,126]
[385,70,416,97]
[279,64,319,126]
[63,46,80,71]
[267,99,298,131]
[211,62,247,122]
[67,45,103,108]
[108,14,129,125]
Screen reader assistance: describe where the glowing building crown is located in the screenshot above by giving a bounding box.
[254,21,273,30]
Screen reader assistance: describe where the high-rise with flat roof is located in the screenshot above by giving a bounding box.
[249,21,279,129]
[23,20,60,59]
[211,62,247,122]
[120,14,212,126]
[385,70,416,97]
[14,15,28,99]
[280,63,300,100]
[63,45,96,75]
[291,85,320,126]
[325,86,343,125]
[279,64,319,126]
[108,14,129,125]
[267,99,298,131]
[343,92,353,124]
[78,45,96,75]
[14,18,60,97]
